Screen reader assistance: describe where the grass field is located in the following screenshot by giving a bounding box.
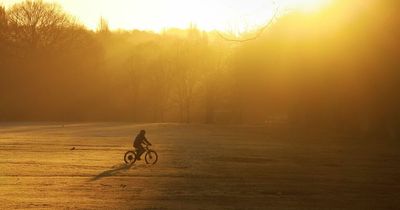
[0,123,399,209]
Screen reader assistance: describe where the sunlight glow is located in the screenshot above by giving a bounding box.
[2,0,332,32]
[283,0,332,12]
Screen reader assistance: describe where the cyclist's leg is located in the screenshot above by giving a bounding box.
[136,145,145,159]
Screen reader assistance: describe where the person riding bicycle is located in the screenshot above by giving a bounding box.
[133,130,152,160]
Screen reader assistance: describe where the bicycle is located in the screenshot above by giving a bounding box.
[124,145,158,165]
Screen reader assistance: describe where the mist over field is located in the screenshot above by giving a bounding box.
[1,0,400,209]
[1,123,399,209]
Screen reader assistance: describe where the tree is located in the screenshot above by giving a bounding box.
[171,26,208,123]
[97,16,109,33]
[0,6,8,55]
[7,0,80,54]
[217,1,279,42]
[0,6,6,27]
[201,40,231,123]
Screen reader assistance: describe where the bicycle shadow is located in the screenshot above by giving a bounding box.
[90,163,135,181]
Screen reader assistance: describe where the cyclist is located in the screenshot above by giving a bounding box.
[133,130,152,160]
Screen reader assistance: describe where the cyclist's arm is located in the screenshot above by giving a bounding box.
[143,137,152,146]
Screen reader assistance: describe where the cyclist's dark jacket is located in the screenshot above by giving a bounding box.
[134,133,150,147]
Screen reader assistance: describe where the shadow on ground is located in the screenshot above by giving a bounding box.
[90,163,134,181]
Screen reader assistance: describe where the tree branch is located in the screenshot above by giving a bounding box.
[218,1,280,42]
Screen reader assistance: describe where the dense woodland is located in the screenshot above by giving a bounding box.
[0,1,399,138]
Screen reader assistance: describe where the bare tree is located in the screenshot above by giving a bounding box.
[0,6,9,48]
[97,16,110,33]
[218,1,279,42]
[191,36,232,123]
[7,0,80,52]
[171,27,208,123]
[0,6,6,27]
[0,6,7,45]
[150,49,174,122]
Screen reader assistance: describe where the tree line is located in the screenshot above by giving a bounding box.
[1,0,399,138]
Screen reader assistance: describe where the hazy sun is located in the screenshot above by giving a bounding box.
[3,0,332,32]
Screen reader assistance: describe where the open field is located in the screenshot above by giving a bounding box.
[0,123,399,209]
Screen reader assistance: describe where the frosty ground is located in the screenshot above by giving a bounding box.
[0,123,399,209]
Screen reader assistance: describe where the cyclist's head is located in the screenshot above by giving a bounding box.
[140,130,146,135]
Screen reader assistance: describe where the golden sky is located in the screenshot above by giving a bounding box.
[2,0,331,32]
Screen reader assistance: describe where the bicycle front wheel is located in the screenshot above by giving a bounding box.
[145,150,158,165]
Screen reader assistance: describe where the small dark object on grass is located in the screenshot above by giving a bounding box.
[70,147,75,150]
[120,184,127,188]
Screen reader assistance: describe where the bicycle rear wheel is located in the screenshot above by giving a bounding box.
[145,150,158,165]
[124,151,137,165]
